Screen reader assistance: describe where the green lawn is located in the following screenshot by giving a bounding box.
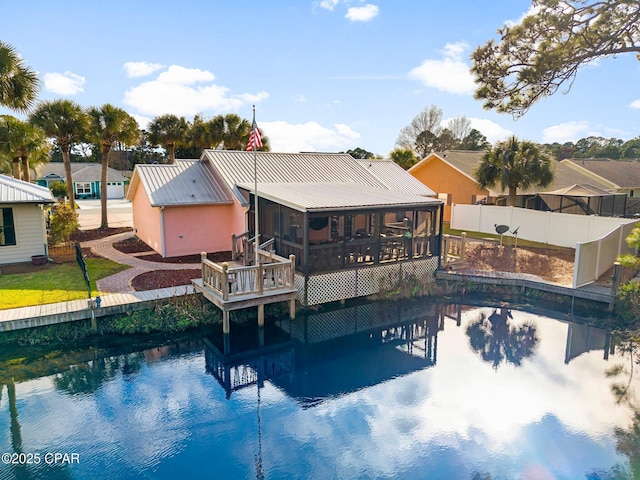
[0,259,130,310]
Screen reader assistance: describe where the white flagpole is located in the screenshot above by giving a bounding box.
[253,105,259,266]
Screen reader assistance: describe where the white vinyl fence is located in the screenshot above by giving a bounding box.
[450,204,638,288]
[573,222,637,288]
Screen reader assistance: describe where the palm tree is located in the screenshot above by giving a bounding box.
[0,115,49,181]
[87,104,139,228]
[0,41,39,112]
[475,136,554,206]
[30,99,88,207]
[221,113,270,151]
[148,114,188,163]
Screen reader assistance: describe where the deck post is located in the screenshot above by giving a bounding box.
[222,310,230,334]
[258,304,264,326]
[231,234,237,261]
[258,263,264,295]
[222,262,229,301]
[461,232,467,258]
[289,299,296,319]
[201,252,207,282]
[289,255,296,287]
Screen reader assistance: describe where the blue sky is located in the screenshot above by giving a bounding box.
[2,0,639,156]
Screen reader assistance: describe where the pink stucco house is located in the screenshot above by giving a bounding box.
[127,150,438,259]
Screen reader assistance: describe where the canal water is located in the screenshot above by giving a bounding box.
[0,300,637,480]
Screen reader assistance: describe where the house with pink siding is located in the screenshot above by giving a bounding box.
[127,160,240,258]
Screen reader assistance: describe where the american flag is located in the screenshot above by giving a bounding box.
[246,118,262,151]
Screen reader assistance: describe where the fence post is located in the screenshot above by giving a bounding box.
[611,262,624,297]
[461,232,467,259]
[442,234,449,265]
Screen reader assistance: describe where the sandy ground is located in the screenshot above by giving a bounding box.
[76,199,133,230]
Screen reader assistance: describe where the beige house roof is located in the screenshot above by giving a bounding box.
[412,150,613,196]
[38,162,128,183]
[561,158,640,189]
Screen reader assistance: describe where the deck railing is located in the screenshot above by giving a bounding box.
[200,250,296,301]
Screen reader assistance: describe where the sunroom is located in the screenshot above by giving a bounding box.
[239,182,443,305]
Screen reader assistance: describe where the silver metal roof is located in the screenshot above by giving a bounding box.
[0,174,55,204]
[202,151,387,195]
[237,182,442,212]
[37,162,128,183]
[354,158,436,196]
[129,161,233,207]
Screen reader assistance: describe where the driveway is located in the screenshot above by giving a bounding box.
[76,199,133,230]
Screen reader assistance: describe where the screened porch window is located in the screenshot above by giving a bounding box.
[0,208,16,246]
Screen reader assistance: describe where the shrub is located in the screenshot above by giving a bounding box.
[616,281,640,330]
[49,181,68,198]
[49,201,79,245]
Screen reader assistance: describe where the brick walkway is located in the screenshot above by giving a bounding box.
[82,232,201,294]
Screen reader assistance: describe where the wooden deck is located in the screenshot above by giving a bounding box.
[193,251,297,333]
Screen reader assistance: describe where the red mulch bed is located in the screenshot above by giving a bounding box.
[71,227,132,242]
[131,269,201,291]
[142,251,233,264]
[113,236,154,254]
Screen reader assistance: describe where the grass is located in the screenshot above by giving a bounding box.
[0,259,130,310]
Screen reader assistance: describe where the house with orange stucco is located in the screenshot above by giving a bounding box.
[408,150,614,222]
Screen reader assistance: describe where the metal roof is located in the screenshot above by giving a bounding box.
[202,151,388,201]
[0,174,55,204]
[237,182,442,212]
[37,162,128,183]
[129,161,233,207]
[354,158,436,196]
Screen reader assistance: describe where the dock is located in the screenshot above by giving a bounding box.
[0,285,195,332]
[193,251,297,334]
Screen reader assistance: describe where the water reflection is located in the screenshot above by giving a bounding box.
[204,301,442,404]
[466,307,539,369]
[0,300,637,479]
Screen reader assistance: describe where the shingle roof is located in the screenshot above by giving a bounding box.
[128,161,233,207]
[542,184,615,196]
[354,158,435,196]
[412,150,614,195]
[561,158,640,189]
[37,163,127,183]
[237,182,441,212]
[0,174,54,204]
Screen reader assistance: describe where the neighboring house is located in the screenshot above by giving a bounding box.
[0,174,54,265]
[36,163,128,199]
[128,151,443,305]
[409,150,614,222]
[561,158,640,197]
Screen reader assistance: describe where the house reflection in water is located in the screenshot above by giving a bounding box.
[204,300,448,403]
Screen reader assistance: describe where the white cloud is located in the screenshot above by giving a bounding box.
[260,120,360,152]
[43,71,86,95]
[319,0,340,11]
[630,99,640,109]
[468,117,513,144]
[123,61,165,78]
[541,121,593,143]
[123,64,268,117]
[293,94,307,103]
[345,4,379,22]
[408,42,475,95]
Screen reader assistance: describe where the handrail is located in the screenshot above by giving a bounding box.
[200,252,296,300]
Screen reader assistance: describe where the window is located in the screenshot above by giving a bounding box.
[76,183,91,194]
[0,208,16,246]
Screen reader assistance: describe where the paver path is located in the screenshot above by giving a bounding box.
[82,232,201,294]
